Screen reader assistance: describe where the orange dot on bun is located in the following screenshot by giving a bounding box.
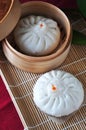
[52,85,57,91]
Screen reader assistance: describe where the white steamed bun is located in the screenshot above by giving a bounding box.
[14,15,61,56]
[33,70,84,117]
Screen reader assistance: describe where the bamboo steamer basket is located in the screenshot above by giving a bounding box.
[0,0,21,41]
[2,1,72,73]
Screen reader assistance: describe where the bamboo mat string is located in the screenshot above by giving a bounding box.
[10,77,39,88]
[59,57,86,69]
[14,92,32,100]
[24,117,86,129]
[71,18,84,26]
[27,119,51,129]
[75,116,84,130]
[62,118,86,130]
[75,70,86,76]
[81,28,86,32]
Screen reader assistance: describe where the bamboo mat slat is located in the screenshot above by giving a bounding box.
[0,10,86,130]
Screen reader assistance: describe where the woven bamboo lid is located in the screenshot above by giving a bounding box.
[0,0,21,41]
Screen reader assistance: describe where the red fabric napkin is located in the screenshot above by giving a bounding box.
[0,76,24,130]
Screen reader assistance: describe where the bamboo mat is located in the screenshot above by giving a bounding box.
[0,10,86,130]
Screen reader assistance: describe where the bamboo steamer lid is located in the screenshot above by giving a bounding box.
[0,0,21,41]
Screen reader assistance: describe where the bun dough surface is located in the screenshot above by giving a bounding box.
[33,70,84,117]
[14,15,61,56]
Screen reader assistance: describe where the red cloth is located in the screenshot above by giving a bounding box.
[20,0,77,9]
[0,76,24,130]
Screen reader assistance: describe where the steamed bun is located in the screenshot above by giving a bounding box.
[14,15,61,56]
[33,70,84,117]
